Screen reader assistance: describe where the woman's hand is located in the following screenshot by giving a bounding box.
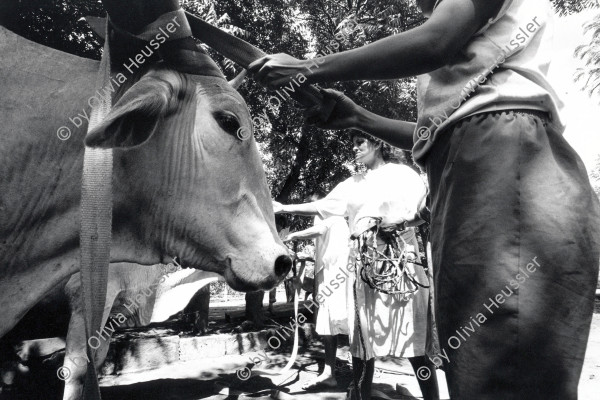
[305,89,362,130]
[380,220,408,233]
[248,53,309,89]
[282,232,297,243]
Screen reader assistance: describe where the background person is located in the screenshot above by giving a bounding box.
[273,132,439,400]
[283,208,351,391]
[249,0,600,398]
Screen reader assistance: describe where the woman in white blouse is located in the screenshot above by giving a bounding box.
[273,132,439,400]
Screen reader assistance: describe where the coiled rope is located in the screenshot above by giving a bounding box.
[355,218,429,297]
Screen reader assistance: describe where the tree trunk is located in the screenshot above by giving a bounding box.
[276,126,312,202]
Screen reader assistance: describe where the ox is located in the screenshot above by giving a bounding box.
[0,0,291,360]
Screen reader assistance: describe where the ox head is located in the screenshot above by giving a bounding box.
[84,1,292,291]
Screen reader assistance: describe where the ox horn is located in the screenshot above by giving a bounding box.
[228,69,247,89]
[85,16,107,40]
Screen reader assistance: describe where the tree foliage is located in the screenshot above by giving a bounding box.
[206,0,424,231]
[551,0,599,16]
[0,0,104,59]
[575,12,600,101]
[3,0,597,232]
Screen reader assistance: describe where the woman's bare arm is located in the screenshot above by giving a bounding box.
[304,89,416,150]
[285,225,328,242]
[354,108,416,151]
[249,0,503,86]
[273,201,320,217]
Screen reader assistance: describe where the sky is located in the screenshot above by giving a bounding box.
[549,9,599,172]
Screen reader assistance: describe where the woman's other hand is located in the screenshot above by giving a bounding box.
[305,89,361,130]
[248,53,308,89]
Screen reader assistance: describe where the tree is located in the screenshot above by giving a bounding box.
[575,12,600,101]
[212,0,424,230]
[204,0,364,229]
[6,0,598,281]
[552,0,599,16]
[0,0,104,59]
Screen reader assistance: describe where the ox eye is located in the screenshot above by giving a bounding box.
[214,111,242,138]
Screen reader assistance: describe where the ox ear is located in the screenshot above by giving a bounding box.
[85,69,185,149]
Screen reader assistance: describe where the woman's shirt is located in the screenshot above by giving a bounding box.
[412,0,565,168]
[314,163,427,234]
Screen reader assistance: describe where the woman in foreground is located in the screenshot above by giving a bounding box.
[250,0,600,398]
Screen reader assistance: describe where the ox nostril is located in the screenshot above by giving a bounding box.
[274,255,292,278]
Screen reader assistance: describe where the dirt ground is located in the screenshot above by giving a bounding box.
[2,296,598,400]
[97,311,600,400]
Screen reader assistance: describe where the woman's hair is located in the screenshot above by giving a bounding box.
[275,214,288,230]
[350,130,406,164]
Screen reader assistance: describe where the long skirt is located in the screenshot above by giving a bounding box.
[426,110,600,400]
[348,230,434,360]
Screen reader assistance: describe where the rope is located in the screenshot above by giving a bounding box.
[251,246,302,389]
[269,243,302,378]
[80,20,113,400]
[78,9,203,398]
[352,250,368,400]
[271,281,300,377]
[354,219,430,297]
